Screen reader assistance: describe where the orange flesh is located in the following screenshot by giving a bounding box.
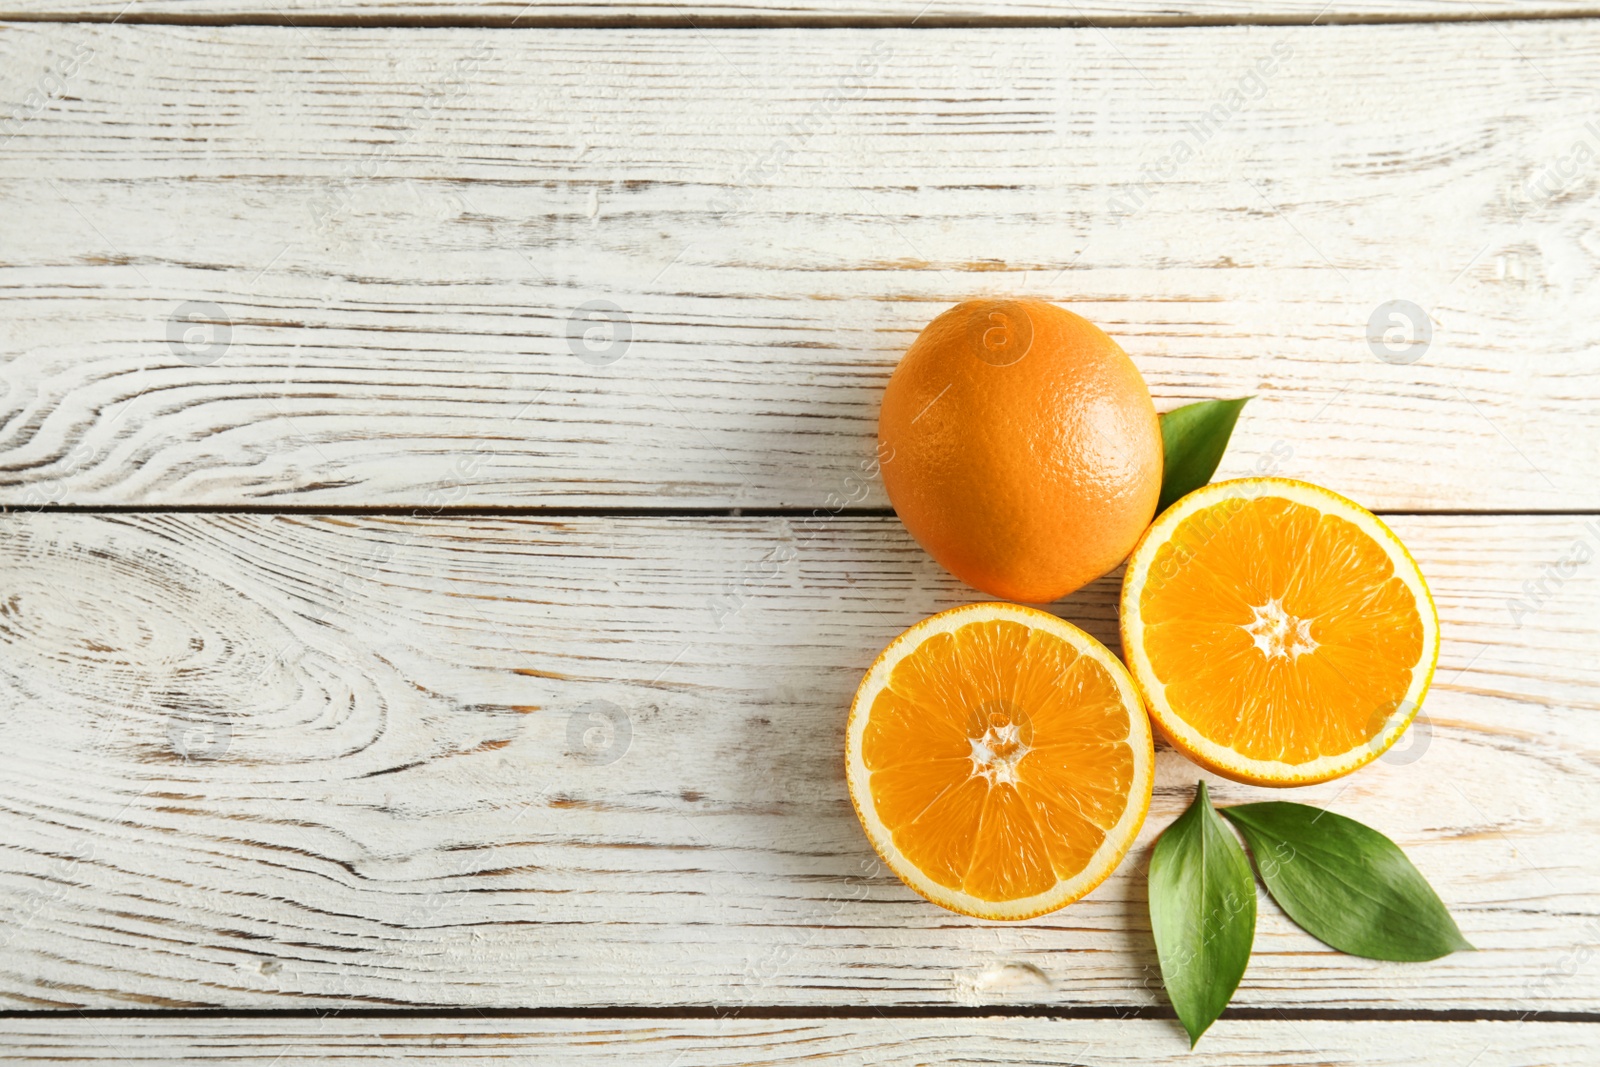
[861,620,1135,903]
[1139,495,1424,764]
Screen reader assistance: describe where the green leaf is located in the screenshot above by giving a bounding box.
[1149,781,1256,1047]
[1157,397,1251,514]
[1220,802,1474,962]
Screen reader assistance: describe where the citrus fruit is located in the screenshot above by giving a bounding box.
[845,602,1155,920]
[1120,477,1440,787]
[878,299,1162,604]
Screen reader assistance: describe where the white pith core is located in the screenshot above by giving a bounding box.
[1244,598,1318,660]
[969,720,1030,786]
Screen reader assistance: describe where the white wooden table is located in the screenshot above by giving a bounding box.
[2,1,1598,1062]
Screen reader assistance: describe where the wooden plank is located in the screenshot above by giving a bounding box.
[2,0,1598,25]
[0,512,1594,1009]
[0,1015,1595,1064]
[2,23,1597,510]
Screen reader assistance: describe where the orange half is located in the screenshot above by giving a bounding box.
[845,603,1154,920]
[1120,478,1440,786]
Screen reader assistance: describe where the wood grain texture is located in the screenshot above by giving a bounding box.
[0,1016,1597,1064]
[2,23,1598,510]
[0,512,1594,1010]
[4,0,1600,23]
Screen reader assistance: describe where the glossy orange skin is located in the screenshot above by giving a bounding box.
[878,300,1162,604]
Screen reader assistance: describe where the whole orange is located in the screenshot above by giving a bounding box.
[878,299,1162,604]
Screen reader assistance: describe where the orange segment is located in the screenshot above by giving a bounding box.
[845,603,1154,920]
[1120,478,1440,786]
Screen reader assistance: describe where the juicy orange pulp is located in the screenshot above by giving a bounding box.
[1121,479,1439,785]
[848,603,1153,919]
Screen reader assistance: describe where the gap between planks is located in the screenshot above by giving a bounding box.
[8,505,1600,518]
[1,1006,1598,1022]
[4,9,1600,26]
